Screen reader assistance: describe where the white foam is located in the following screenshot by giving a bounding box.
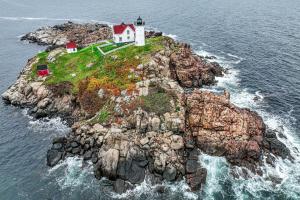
[52,157,94,189]
[21,108,70,134]
[111,176,198,200]
[199,154,229,199]
[163,33,178,40]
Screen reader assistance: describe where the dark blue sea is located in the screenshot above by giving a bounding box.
[0,0,299,199]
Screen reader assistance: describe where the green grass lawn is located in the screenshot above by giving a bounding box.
[31,36,166,94]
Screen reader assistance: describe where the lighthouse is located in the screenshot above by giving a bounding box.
[134,16,145,46]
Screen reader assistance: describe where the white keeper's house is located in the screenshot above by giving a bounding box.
[112,16,145,46]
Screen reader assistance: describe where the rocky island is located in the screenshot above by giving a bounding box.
[2,22,291,193]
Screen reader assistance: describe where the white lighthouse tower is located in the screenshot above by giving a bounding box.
[134,16,145,46]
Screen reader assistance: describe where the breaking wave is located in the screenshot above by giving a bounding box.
[52,157,94,189]
[163,33,179,40]
[21,108,70,135]
[112,176,198,200]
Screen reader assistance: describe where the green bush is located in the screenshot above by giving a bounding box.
[97,110,110,123]
[140,92,172,115]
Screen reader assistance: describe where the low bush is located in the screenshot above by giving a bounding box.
[140,92,172,115]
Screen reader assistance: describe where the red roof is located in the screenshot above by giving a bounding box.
[37,69,49,76]
[66,41,77,49]
[113,24,135,34]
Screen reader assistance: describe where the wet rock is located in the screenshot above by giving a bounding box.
[264,137,290,159]
[83,150,92,160]
[186,167,207,191]
[91,153,98,164]
[154,185,165,193]
[52,143,63,150]
[186,160,198,174]
[113,179,132,194]
[35,110,48,118]
[52,137,67,144]
[47,149,62,167]
[71,141,79,148]
[266,154,276,167]
[126,160,146,184]
[163,165,177,181]
[72,147,81,154]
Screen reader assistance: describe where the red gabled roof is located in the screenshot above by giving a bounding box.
[113,23,135,34]
[66,41,77,49]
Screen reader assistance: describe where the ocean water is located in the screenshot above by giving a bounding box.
[0,0,299,199]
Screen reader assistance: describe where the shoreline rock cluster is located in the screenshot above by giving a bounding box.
[21,21,163,50]
[2,22,291,194]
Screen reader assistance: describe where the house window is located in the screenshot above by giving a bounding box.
[119,37,122,42]
[127,30,130,34]
[127,36,130,40]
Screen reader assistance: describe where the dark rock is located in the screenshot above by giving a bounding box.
[188,148,199,160]
[186,160,198,174]
[113,179,126,194]
[126,160,145,184]
[80,149,85,155]
[148,173,163,185]
[47,149,62,167]
[145,31,163,38]
[253,96,259,102]
[265,137,290,159]
[210,62,223,76]
[113,179,133,194]
[163,165,177,181]
[71,141,79,148]
[66,147,72,153]
[186,167,207,191]
[137,160,148,167]
[266,154,276,167]
[91,153,98,164]
[265,130,276,138]
[154,185,165,193]
[52,143,63,150]
[94,161,102,179]
[84,143,90,151]
[83,150,92,160]
[205,55,217,60]
[72,147,81,154]
[35,110,48,118]
[278,132,287,139]
[117,158,127,180]
[268,175,283,185]
[185,137,195,149]
[52,137,67,144]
